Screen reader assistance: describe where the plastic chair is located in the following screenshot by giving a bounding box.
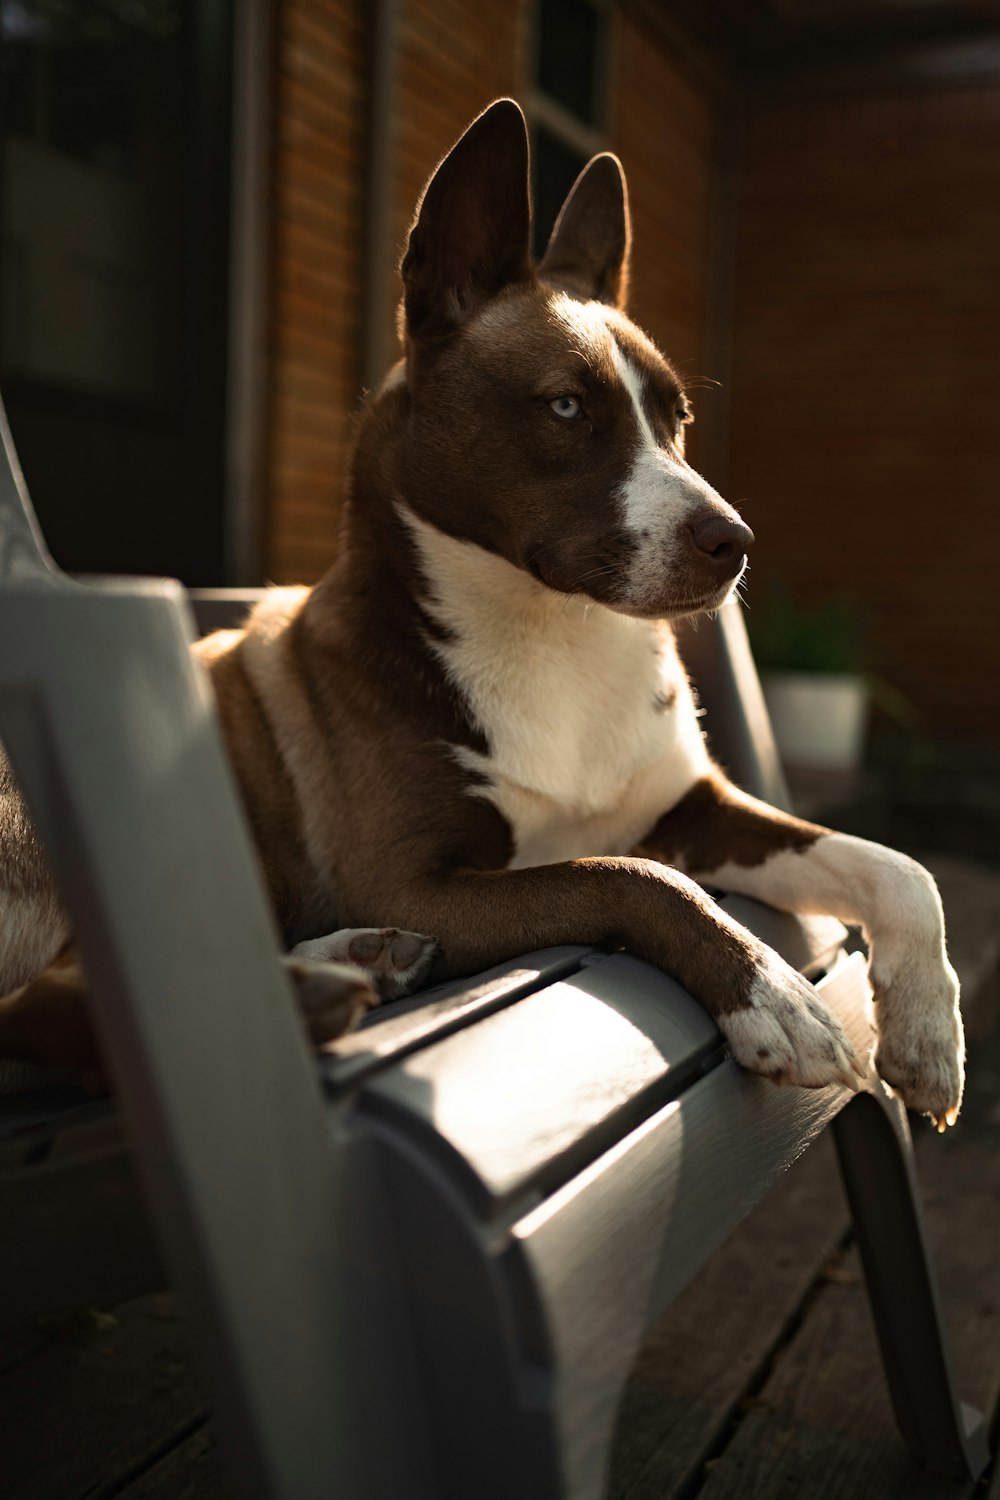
[0,394,988,1497]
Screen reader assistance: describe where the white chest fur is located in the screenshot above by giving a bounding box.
[401,507,711,867]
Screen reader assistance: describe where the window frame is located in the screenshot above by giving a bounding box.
[524,0,617,251]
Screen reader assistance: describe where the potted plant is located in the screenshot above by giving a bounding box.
[750,585,870,773]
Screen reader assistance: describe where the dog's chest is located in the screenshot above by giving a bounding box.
[427,585,709,866]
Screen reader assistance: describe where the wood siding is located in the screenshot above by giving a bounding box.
[727,85,1000,741]
[266,0,368,583]
[613,10,718,459]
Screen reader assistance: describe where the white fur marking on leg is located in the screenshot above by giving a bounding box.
[722,946,865,1091]
[700,819,964,1127]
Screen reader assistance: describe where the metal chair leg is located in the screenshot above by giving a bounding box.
[832,1090,990,1479]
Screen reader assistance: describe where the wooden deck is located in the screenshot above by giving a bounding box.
[3,855,999,1500]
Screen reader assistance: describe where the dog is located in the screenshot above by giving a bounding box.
[0,99,963,1128]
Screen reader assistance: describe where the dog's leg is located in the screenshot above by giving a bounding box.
[291,928,438,1001]
[381,861,864,1091]
[636,771,963,1129]
[0,946,379,1090]
[0,945,107,1091]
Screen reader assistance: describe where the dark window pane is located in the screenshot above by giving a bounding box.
[0,0,234,584]
[532,125,588,260]
[537,0,603,126]
[1,0,186,402]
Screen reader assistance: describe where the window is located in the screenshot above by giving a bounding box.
[528,0,611,258]
[0,0,236,584]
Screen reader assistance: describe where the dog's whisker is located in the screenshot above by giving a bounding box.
[569,565,619,588]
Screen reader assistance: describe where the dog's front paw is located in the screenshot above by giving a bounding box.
[283,958,376,1044]
[720,947,866,1092]
[291,927,439,1000]
[871,954,964,1131]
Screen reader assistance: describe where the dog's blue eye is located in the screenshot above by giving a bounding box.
[550,395,581,420]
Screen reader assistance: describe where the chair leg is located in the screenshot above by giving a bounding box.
[832,1090,990,1480]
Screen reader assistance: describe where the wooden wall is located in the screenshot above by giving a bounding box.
[727,84,1000,742]
[612,12,717,422]
[265,0,368,582]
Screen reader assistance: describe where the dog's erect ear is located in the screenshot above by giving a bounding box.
[539,153,631,309]
[401,99,533,340]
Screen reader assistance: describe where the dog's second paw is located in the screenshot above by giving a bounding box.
[720,947,866,1092]
[291,927,438,1001]
[282,958,376,1045]
[871,955,964,1131]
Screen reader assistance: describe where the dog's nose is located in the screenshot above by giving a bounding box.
[688,513,754,575]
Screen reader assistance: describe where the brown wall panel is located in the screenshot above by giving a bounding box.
[727,85,1000,741]
[613,23,716,350]
[612,13,719,470]
[266,0,367,583]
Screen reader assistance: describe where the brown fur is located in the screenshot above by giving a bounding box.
[202,628,326,938]
[637,771,822,875]
[206,577,764,1010]
[0,946,105,1089]
[398,297,695,606]
[542,151,632,307]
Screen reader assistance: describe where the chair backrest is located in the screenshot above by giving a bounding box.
[675,606,792,811]
[0,395,67,1096]
[0,392,404,1498]
[0,399,60,586]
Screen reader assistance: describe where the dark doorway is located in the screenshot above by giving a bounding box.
[0,0,233,584]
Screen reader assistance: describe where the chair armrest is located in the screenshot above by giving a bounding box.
[187,587,268,635]
[0,574,411,1497]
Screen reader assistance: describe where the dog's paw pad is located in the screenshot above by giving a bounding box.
[389,930,434,971]
[346,929,391,965]
[292,928,438,1000]
[283,958,376,1045]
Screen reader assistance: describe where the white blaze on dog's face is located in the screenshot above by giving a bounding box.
[399,100,753,620]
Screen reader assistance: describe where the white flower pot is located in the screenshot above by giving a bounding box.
[762,671,868,773]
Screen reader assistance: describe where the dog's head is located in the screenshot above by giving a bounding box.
[395,99,751,620]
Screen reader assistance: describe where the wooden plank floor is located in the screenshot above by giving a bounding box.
[609,856,1000,1500]
[2,857,998,1500]
[611,973,1000,1500]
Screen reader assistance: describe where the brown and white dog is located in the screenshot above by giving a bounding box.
[0,100,963,1127]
